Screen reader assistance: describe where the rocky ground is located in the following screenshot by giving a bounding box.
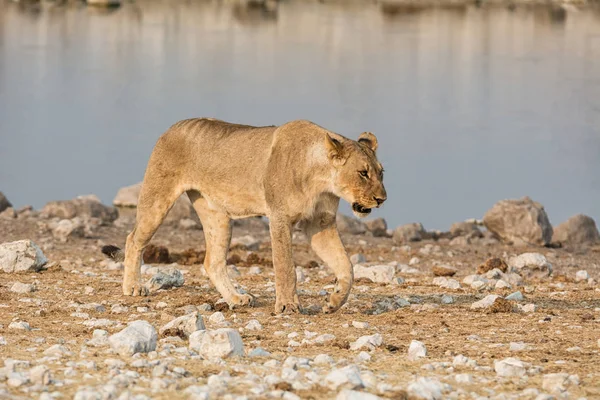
[0,191,599,400]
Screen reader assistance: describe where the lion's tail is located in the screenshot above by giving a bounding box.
[101,245,125,262]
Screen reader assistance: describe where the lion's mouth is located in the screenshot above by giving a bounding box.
[352,203,372,215]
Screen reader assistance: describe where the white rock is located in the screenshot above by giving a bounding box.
[209,312,226,324]
[575,270,589,282]
[519,303,537,313]
[314,334,336,344]
[471,295,500,309]
[409,257,420,265]
[454,373,473,383]
[108,320,158,356]
[197,328,244,359]
[188,330,206,352]
[509,342,530,352]
[248,266,262,275]
[29,365,51,385]
[349,334,383,351]
[463,275,487,285]
[159,312,205,338]
[146,266,184,291]
[182,385,210,400]
[494,357,529,377]
[43,344,72,357]
[324,365,364,390]
[353,264,396,284]
[407,377,448,400]
[542,373,571,393]
[495,280,512,289]
[0,240,47,273]
[508,253,553,278]
[8,321,31,331]
[352,321,369,329]
[245,320,263,331]
[408,340,427,361]
[441,295,454,304]
[432,277,461,290]
[313,354,334,365]
[356,351,371,363]
[336,390,382,400]
[10,282,35,294]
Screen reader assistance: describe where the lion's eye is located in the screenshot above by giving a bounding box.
[359,170,369,178]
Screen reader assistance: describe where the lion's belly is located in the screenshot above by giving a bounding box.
[200,186,267,219]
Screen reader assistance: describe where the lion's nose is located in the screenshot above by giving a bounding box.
[374,196,386,206]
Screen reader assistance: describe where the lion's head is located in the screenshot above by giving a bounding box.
[326,131,387,218]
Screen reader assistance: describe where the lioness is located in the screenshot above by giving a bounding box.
[102,118,386,313]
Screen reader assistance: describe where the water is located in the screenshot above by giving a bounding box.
[1,1,599,230]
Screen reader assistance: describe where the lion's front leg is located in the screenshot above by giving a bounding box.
[269,217,301,313]
[305,213,353,313]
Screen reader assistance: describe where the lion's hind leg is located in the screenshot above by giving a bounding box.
[188,190,255,308]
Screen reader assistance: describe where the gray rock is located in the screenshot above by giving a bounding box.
[553,214,600,246]
[159,312,205,338]
[407,340,427,361]
[483,197,552,246]
[506,291,524,301]
[365,218,388,237]
[350,253,366,265]
[336,214,367,235]
[441,295,454,304]
[393,223,426,243]
[196,328,244,359]
[146,266,184,291]
[108,320,158,356]
[10,282,36,294]
[248,348,271,357]
[494,357,529,377]
[353,264,396,284]
[41,195,118,224]
[0,240,47,273]
[325,365,364,390]
[0,192,11,213]
[52,219,85,243]
[449,221,482,238]
[509,253,553,279]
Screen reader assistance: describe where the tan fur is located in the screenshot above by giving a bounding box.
[119,118,386,313]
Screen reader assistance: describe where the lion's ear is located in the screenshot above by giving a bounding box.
[325,134,346,166]
[358,132,378,152]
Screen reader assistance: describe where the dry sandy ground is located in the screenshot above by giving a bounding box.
[0,212,599,400]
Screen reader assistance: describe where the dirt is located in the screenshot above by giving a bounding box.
[1,212,600,399]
